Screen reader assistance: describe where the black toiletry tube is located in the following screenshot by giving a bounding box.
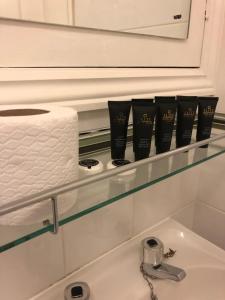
[132,99,154,152]
[132,102,156,161]
[108,101,131,159]
[155,97,177,154]
[132,99,154,103]
[176,96,198,148]
[197,97,218,148]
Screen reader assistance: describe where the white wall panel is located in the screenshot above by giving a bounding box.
[0,0,21,19]
[174,144,225,250]
[44,0,72,25]
[193,202,225,250]
[197,150,225,214]
[63,197,133,275]
[20,0,45,22]
[0,230,64,300]
[133,165,200,235]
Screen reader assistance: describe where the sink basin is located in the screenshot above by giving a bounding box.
[31,219,225,300]
[157,267,225,300]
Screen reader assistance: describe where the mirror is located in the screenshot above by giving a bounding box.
[0,0,192,39]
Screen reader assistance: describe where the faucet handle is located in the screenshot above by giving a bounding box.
[141,237,164,267]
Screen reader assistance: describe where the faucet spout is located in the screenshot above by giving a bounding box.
[142,262,186,281]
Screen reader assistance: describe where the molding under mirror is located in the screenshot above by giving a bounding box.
[0,67,215,111]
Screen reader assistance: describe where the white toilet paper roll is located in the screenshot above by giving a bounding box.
[0,104,78,225]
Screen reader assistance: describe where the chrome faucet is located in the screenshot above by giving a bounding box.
[141,237,186,282]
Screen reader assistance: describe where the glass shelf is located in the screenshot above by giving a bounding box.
[0,127,225,253]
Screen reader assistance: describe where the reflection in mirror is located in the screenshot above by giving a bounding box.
[0,0,192,39]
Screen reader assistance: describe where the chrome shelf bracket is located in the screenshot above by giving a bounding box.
[51,196,59,234]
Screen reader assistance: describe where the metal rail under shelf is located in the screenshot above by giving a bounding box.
[0,132,225,235]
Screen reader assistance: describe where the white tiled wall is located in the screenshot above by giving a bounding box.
[196,154,225,212]
[0,230,64,300]
[193,202,225,249]
[0,197,134,300]
[133,163,200,235]
[172,202,196,229]
[62,196,133,275]
[172,152,225,250]
[192,154,225,249]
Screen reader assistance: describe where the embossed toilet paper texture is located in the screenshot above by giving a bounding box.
[0,105,78,225]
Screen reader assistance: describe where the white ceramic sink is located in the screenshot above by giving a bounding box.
[157,267,225,300]
[32,219,225,300]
